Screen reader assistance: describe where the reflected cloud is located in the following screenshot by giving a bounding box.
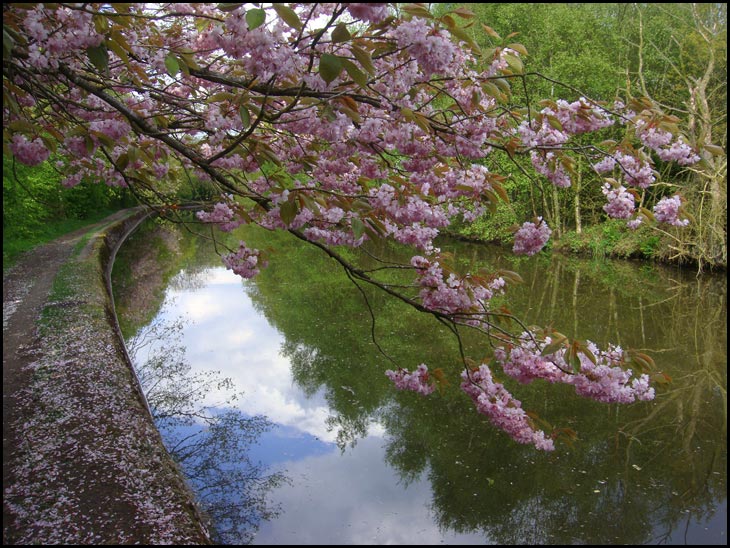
[156,267,350,444]
[253,437,490,545]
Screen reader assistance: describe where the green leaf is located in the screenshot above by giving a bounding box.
[506,43,528,56]
[496,269,523,284]
[246,8,266,30]
[579,345,597,365]
[87,44,109,73]
[177,53,196,73]
[351,45,375,74]
[351,217,366,239]
[279,199,298,225]
[449,25,481,55]
[116,152,129,171]
[546,115,563,131]
[319,53,343,84]
[451,7,475,19]
[402,4,433,19]
[566,345,582,373]
[4,28,15,60]
[164,53,180,77]
[541,340,566,357]
[239,105,251,129]
[493,78,511,92]
[107,38,129,65]
[481,81,501,98]
[332,22,351,43]
[341,58,368,87]
[638,207,655,222]
[481,24,502,40]
[273,4,302,30]
[492,182,510,203]
[127,146,139,164]
[504,53,523,73]
[703,144,725,156]
[7,119,38,134]
[218,3,244,12]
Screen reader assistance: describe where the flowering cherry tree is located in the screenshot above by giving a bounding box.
[3,3,706,450]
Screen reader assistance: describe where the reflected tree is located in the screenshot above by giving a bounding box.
[128,317,286,544]
[241,224,726,544]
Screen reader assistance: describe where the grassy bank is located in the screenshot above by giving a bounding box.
[3,209,121,268]
[551,220,662,261]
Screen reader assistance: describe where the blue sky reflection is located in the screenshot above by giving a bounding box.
[139,266,490,544]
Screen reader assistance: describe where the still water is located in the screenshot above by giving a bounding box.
[112,219,726,545]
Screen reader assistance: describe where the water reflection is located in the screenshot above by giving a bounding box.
[113,221,726,545]
[127,316,287,544]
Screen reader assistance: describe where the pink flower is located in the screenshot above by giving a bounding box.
[513,218,551,256]
[346,3,389,23]
[602,183,635,220]
[493,335,656,404]
[653,195,689,227]
[386,364,436,395]
[9,134,50,166]
[461,365,555,451]
[196,198,245,232]
[221,241,265,278]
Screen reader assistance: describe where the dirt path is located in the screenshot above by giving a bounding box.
[3,217,121,530]
[3,211,210,544]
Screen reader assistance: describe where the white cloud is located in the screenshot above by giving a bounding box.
[252,437,490,545]
[152,267,345,442]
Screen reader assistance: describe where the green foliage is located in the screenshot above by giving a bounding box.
[463,3,625,100]
[553,220,666,261]
[453,202,520,245]
[455,2,727,268]
[3,154,135,266]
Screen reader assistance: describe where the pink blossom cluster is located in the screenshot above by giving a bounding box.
[530,151,572,188]
[518,99,614,189]
[493,335,655,404]
[88,119,131,142]
[636,121,700,165]
[519,98,613,149]
[302,225,364,247]
[196,198,245,232]
[9,134,50,166]
[221,241,265,279]
[593,151,656,188]
[655,138,700,165]
[549,98,614,134]
[460,365,555,451]
[385,364,436,395]
[601,183,635,219]
[411,255,501,315]
[626,218,644,230]
[22,5,103,70]
[653,195,689,227]
[346,3,390,23]
[394,18,462,78]
[513,218,552,256]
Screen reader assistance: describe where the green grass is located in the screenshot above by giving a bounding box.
[552,220,663,261]
[3,209,117,269]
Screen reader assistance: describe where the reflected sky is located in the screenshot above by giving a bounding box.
[121,234,726,545]
[252,437,491,545]
[140,267,342,445]
[135,266,492,544]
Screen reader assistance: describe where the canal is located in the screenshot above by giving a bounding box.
[112,219,726,545]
